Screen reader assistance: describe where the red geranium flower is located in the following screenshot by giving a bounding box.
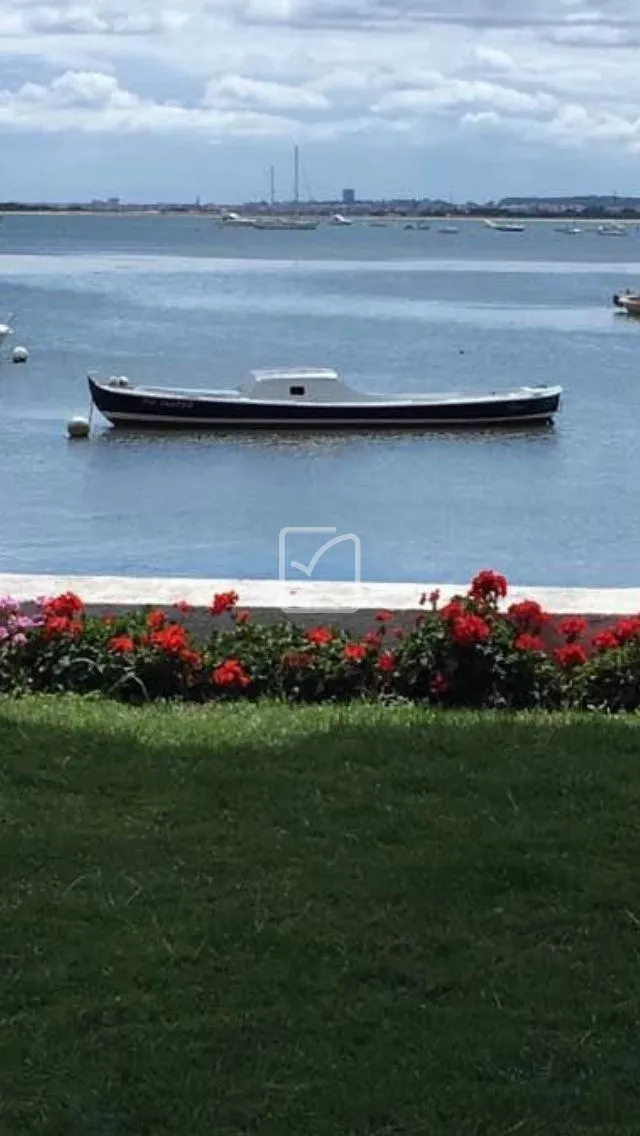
[469,570,508,604]
[419,588,441,610]
[558,617,588,643]
[235,609,252,625]
[440,600,465,622]
[377,650,396,673]
[174,600,193,615]
[43,591,85,619]
[555,643,588,670]
[514,633,544,653]
[150,624,189,655]
[592,630,618,653]
[363,631,383,649]
[306,626,334,646]
[147,609,166,631]
[392,627,405,641]
[430,671,449,697]
[613,617,640,645]
[43,615,82,639]
[344,643,367,662]
[210,591,239,617]
[450,613,490,648]
[508,600,549,633]
[375,610,394,624]
[109,634,135,654]
[212,658,251,688]
[179,648,203,669]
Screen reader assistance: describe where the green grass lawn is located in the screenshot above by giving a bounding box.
[1,697,640,1135]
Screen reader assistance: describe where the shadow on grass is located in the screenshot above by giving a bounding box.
[1,697,640,1135]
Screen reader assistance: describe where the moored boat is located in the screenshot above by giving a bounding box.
[483,218,525,232]
[613,290,640,316]
[87,368,562,431]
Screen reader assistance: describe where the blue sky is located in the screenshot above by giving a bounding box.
[1,0,639,202]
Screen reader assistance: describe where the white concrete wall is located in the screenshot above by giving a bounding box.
[1,573,638,616]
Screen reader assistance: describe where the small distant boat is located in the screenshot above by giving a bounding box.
[555,224,582,235]
[484,218,525,232]
[329,213,352,226]
[88,368,562,430]
[438,224,459,234]
[613,290,640,316]
[219,210,255,228]
[219,210,318,231]
[598,223,626,236]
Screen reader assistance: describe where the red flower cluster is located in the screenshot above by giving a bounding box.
[43,592,85,619]
[555,643,588,670]
[147,609,166,631]
[558,617,588,643]
[612,617,640,645]
[212,658,251,688]
[41,592,86,640]
[363,631,383,649]
[375,611,394,624]
[344,643,367,662]
[508,600,549,634]
[377,650,396,673]
[43,615,84,640]
[109,634,135,654]
[419,589,441,610]
[306,626,334,646]
[514,633,544,653]
[235,609,252,626]
[150,624,190,655]
[210,591,239,617]
[469,570,508,604]
[592,630,618,653]
[440,600,464,622]
[174,601,193,614]
[450,613,491,648]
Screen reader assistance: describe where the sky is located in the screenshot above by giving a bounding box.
[0,0,639,202]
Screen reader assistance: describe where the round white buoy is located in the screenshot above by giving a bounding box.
[12,345,29,363]
[67,417,90,439]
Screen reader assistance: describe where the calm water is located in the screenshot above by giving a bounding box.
[2,213,640,586]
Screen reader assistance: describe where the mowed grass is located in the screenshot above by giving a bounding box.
[1,698,640,1135]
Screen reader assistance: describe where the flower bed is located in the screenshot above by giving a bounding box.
[1,571,639,710]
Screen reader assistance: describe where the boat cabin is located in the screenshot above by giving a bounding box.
[240,367,357,402]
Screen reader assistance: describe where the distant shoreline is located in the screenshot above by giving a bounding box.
[1,210,639,224]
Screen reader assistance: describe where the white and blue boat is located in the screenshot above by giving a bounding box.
[88,368,562,430]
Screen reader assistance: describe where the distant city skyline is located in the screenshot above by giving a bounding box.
[1,1,640,202]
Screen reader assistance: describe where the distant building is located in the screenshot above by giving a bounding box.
[342,188,356,205]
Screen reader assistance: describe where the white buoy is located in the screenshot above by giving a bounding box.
[67,416,90,439]
[12,345,29,363]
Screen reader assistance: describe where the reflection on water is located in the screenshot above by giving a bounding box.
[96,420,558,453]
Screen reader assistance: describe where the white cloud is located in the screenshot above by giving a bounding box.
[1,0,640,181]
[203,74,330,111]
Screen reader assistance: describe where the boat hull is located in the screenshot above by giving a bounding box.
[88,378,561,431]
